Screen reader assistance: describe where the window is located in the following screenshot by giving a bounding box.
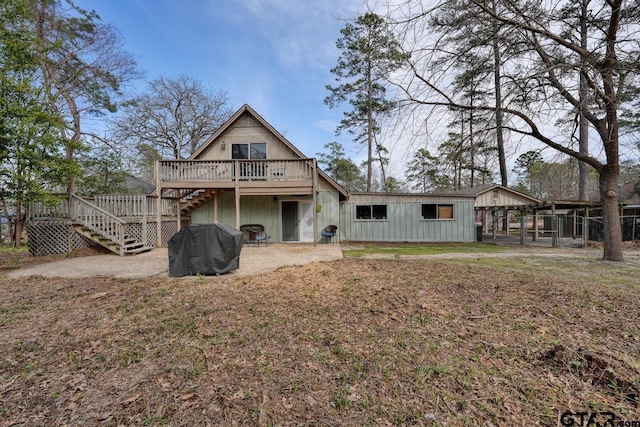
[231,143,266,159]
[421,203,454,220]
[356,204,387,220]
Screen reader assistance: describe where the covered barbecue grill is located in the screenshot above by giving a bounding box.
[168,224,243,277]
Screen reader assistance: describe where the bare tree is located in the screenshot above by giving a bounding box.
[113,75,233,160]
[32,0,140,192]
[388,0,640,261]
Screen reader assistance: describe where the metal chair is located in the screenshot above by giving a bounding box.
[240,224,268,246]
[321,225,338,244]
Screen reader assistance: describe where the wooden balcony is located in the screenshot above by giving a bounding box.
[156,159,317,195]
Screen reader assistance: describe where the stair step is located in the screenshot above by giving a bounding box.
[122,242,144,249]
[124,246,153,255]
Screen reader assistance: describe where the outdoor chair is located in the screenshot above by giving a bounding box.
[321,225,338,244]
[240,224,269,246]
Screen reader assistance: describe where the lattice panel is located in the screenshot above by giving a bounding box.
[69,231,97,252]
[161,221,177,245]
[27,221,69,256]
[125,223,143,243]
[28,221,96,256]
[27,218,180,255]
[146,223,158,247]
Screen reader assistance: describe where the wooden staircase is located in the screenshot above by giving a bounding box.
[69,194,153,256]
[180,189,216,214]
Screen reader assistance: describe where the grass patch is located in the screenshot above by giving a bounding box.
[343,242,508,258]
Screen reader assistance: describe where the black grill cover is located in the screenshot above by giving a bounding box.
[168,224,243,277]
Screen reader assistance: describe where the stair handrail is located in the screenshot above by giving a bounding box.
[68,193,127,256]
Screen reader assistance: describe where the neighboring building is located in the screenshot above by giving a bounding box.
[123,175,155,194]
[450,183,541,211]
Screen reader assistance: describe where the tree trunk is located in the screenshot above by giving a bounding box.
[599,166,623,261]
[469,99,475,188]
[14,199,23,248]
[578,0,590,200]
[492,0,508,187]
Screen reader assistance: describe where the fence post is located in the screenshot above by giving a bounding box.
[520,210,525,245]
[584,207,590,244]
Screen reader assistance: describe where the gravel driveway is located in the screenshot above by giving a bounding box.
[8,243,344,279]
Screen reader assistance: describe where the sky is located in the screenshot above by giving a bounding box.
[73,0,390,172]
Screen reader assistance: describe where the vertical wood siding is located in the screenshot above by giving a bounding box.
[340,200,475,242]
[189,190,341,243]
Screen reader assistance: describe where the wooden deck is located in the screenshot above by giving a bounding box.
[156,159,315,194]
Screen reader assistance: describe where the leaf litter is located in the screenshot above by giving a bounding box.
[0,254,639,426]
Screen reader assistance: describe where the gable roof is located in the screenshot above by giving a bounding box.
[190,104,348,199]
[450,183,540,203]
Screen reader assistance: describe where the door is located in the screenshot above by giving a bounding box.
[281,201,299,241]
[299,202,314,242]
[281,201,314,242]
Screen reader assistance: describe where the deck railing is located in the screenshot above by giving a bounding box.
[158,159,315,183]
[68,193,127,256]
[29,194,178,219]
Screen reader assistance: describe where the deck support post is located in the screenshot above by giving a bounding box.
[213,191,218,224]
[155,161,162,247]
[312,159,318,246]
[235,161,240,230]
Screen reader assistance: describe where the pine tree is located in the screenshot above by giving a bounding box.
[325,12,408,192]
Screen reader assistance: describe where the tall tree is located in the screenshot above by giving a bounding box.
[491,0,508,187]
[113,75,233,160]
[405,148,451,192]
[31,0,139,192]
[389,0,640,261]
[316,142,366,192]
[576,0,591,201]
[1,0,72,246]
[428,0,513,186]
[75,146,128,196]
[325,12,408,192]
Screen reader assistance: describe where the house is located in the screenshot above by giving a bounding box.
[27,104,482,256]
[154,104,481,244]
[154,104,348,244]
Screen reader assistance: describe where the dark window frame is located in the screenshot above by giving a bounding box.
[355,204,388,220]
[421,203,455,220]
[231,142,267,160]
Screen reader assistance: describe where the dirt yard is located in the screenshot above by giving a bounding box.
[1,247,639,426]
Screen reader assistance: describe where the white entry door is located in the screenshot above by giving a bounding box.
[281,201,314,242]
[299,202,314,242]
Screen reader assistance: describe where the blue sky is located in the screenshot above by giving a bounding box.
[75,0,378,167]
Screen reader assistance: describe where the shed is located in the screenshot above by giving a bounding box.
[340,192,476,243]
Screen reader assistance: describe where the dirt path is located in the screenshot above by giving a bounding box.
[7,243,344,279]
